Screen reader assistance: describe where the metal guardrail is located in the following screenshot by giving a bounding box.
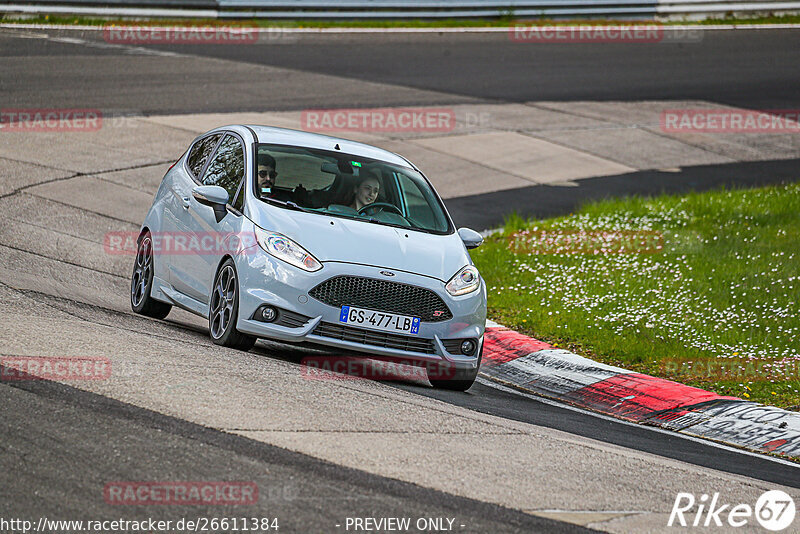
[1,0,799,18]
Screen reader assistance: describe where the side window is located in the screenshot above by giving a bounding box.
[396,172,447,232]
[202,134,245,212]
[186,134,222,179]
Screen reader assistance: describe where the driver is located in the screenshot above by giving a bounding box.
[350,172,380,211]
[257,154,278,198]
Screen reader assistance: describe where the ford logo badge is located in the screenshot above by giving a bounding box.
[379,271,395,277]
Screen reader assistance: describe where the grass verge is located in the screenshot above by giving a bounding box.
[471,184,800,410]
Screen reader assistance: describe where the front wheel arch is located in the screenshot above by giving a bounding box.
[208,256,256,351]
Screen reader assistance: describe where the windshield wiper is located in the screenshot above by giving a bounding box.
[263,198,309,212]
[363,217,437,234]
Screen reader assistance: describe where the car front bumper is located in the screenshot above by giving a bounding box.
[234,245,487,372]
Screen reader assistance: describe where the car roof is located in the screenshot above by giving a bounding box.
[230,125,413,169]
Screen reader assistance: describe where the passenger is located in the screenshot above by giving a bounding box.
[257,154,278,197]
[349,172,380,211]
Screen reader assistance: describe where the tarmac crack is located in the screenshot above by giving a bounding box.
[406,138,544,186]
[516,129,640,171]
[22,192,141,226]
[0,172,81,201]
[6,216,117,251]
[0,159,174,201]
[640,123,760,161]
[0,243,126,280]
[0,154,77,173]
[0,282,213,351]
[524,102,637,128]
[522,101,751,165]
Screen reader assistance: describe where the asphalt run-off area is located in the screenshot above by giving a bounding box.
[1,23,799,533]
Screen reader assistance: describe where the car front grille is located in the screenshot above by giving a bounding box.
[313,322,436,354]
[308,276,452,322]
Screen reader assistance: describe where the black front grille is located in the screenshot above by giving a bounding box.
[309,276,452,322]
[313,322,436,354]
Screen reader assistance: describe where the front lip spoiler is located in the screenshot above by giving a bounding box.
[237,316,322,341]
[237,316,480,368]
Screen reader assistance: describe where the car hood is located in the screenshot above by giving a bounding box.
[247,204,469,283]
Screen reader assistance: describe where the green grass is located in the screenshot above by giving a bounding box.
[4,14,800,28]
[472,184,800,409]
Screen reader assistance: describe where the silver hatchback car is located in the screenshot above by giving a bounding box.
[132,125,487,390]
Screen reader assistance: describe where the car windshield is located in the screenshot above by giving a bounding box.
[254,143,451,234]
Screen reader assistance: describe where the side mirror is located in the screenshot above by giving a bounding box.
[193,185,229,223]
[458,227,483,249]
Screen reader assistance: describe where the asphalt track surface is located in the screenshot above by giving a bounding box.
[4,28,800,111]
[1,26,800,532]
[0,367,577,533]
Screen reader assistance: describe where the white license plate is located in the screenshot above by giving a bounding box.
[339,306,420,335]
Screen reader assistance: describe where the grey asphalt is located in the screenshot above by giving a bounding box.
[3,28,800,111]
[151,30,800,109]
[0,367,584,533]
[395,381,800,489]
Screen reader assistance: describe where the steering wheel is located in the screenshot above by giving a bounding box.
[358,202,403,217]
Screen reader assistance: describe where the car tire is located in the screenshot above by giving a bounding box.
[209,259,257,351]
[131,231,172,320]
[428,348,482,391]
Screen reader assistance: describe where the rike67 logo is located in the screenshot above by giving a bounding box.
[669,490,796,531]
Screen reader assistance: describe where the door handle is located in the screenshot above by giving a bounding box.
[182,196,191,209]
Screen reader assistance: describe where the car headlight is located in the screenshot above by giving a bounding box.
[254,227,322,272]
[445,265,480,296]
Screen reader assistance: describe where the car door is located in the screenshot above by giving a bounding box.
[179,133,248,304]
[163,132,223,299]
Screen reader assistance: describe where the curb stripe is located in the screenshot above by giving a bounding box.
[564,373,738,421]
[481,324,800,459]
[482,326,552,368]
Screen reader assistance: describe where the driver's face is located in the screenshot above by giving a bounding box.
[257,165,276,188]
[355,179,379,207]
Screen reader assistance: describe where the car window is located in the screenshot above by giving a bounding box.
[186,133,222,179]
[255,143,451,234]
[202,134,245,212]
[396,172,449,232]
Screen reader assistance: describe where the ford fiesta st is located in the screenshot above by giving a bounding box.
[131,125,487,390]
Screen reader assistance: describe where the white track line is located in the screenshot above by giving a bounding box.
[476,376,800,469]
